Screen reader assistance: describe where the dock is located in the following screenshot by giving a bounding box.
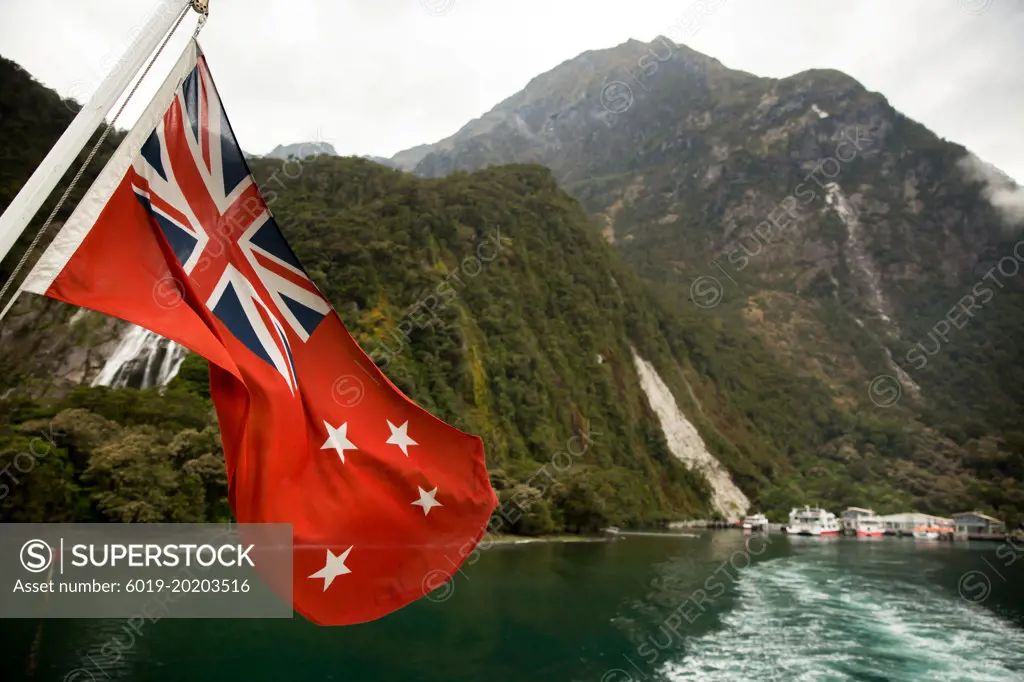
[602,528,701,538]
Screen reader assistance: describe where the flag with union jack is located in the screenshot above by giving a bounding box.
[21,40,497,626]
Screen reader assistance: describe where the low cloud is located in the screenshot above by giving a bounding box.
[958,153,1024,228]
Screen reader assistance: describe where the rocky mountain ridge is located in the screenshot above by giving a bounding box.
[383,36,1024,523]
[389,35,1024,437]
[261,140,339,159]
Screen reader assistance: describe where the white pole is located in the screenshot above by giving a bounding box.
[0,0,193,268]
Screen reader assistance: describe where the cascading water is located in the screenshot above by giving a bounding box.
[92,325,189,390]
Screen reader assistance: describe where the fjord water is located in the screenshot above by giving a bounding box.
[7,532,1024,682]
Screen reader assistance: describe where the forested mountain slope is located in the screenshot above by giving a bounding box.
[0,47,1020,529]
[391,36,1024,524]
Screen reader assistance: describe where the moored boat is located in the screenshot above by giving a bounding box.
[855,517,885,537]
[742,512,769,533]
[840,508,885,537]
[788,506,839,536]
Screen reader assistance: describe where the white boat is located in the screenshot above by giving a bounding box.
[840,508,885,537]
[742,513,769,532]
[787,506,839,536]
[912,526,941,540]
[854,516,885,537]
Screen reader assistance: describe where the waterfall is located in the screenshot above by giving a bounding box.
[92,325,189,390]
[824,183,894,325]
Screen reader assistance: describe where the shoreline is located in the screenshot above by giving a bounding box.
[481,533,613,545]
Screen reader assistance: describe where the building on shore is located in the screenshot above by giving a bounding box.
[876,512,954,536]
[953,511,1006,538]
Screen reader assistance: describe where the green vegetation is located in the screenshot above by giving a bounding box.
[0,57,123,286]
[4,155,1018,528]
[1,47,1021,533]
[0,155,733,531]
[0,386,226,523]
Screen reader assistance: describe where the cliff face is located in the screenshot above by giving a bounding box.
[0,297,125,399]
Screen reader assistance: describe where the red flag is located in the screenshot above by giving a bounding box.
[21,40,497,625]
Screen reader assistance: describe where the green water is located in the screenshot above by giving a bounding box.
[7,532,1024,682]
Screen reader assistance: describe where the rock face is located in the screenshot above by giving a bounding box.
[631,347,749,520]
[0,293,184,395]
[390,35,1024,440]
[0,297,126,398]
[262,141,338,159]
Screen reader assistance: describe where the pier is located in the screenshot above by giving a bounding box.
[667,519,738,530]
[604,529,702,539]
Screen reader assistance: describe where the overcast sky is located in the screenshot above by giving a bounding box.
[1,0,1021,181]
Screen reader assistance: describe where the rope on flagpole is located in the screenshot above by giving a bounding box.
[0,3,205,323]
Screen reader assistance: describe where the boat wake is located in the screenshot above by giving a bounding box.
[660,554,1024,681]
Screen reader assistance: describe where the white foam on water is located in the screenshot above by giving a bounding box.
[659,554,1024,682]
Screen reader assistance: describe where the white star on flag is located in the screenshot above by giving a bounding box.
[412,486,443,516]
[308,546,353,591]
[386,420,418,456]
[321,421,357,463]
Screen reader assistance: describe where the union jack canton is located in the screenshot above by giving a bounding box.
[130,55,331,393]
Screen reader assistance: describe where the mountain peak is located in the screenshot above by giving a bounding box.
[262,141,338,160]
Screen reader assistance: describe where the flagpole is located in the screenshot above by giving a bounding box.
[0,0,194,270]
